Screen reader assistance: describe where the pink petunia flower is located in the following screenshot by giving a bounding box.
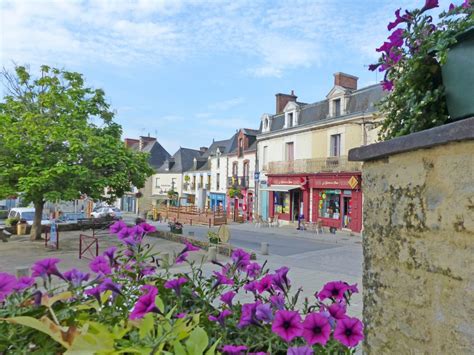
[270,293,285,310]
[421,0,439,12]
[328,302,347,320]
[175,252,189,264]
[317,281,349,301]
[246,262,262,278]
[164,277,187,295]
[110,220,127,234]
[238,302,260,328]
[257,274,274,294]
[231,249,250,271]
[302,312,331,346]
[140,222,156,233]
[13,276,35,291]
[273,266,291,292]
[208,309,232,326]
[333,316,364,348]
[0,273,17,302]
[213,270,234,287]
[271,310,303,342]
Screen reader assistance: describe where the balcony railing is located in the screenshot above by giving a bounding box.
[266,156,362,174]
[227,176,249,188]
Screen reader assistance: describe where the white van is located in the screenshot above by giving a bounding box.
[7,208,51,225]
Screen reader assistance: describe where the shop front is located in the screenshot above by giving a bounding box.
[227,189,254,222]
[266,175,309,223]
[210,193,226,211]
[309,173,362,233]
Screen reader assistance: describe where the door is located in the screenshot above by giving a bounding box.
[247,193,253,222]
[261,191,269,220]
[342,196,351,228]
[349,191,362,232]
[291,190,301,222]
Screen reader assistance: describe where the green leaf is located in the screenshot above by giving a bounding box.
[173,340,188,355]
[205,338,221,355]
[185,326,208,355]
[139,313,154,340]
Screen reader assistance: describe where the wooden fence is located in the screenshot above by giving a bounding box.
[153,206,227,226]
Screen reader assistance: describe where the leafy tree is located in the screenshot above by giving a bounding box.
[0,65,153,240]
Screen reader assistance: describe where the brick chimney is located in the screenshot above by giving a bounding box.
[334,72,358,90]
[275,90,297,114]
[139,135,156,150]
[124,138,139,148]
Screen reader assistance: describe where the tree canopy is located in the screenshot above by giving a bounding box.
[0,65,153,239]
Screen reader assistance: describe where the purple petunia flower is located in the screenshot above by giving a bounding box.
[31,258,63,279]
[376,41,392,53]
[84,285,102,302]
[328,302,347,320]
[0,272,17,302]
[255,303,274,323]
[220,291,236,307]
[208,309,232,326]
[110,220,127,234]
[222,345,247,355]
[287,346,314,355]
[140,222,156,233]
[368,63,380,71]
[346,283,358,294]
[63,268,90,287]
[273,266,291,292]
[449,3,456,11]
[89,255,112,275]
[103,246,117,265]
[333,316,364,347]
[231,249,250,271]
[117,227,132,240]
[271,310,303,342]
[388,28,404,48]
[213,270,234,287]
[257,274,274,294]
[164,277,187,296]
[183,241,200,253]
[463,0,471,9]
[421,0,439,12]
[270,293,285,310]
[129,224,145,237]
[238,302,259,328]
[317,281,349,301]
[382,80,394,91]
[100,278,122,295]
[244,280,258,294]
[387,8,410,31]
[246,262,262,278]
[129,285,160,320]
[175,252,189,264]
[13,276,35,291]
[175,312,187,318]
[302,312,331,346]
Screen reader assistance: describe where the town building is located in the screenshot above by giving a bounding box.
[152,147,202,207]
[226,128,260,222]
[257,73,385,233]
[122,136,171,215]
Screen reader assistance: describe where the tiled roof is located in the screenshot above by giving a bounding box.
[156,147,202,173]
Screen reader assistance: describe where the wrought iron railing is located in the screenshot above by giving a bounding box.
[266,156,362,174]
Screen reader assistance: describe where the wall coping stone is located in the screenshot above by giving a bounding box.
[348,117,474,161]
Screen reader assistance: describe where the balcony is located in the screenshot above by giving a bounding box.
[227,176,249,188]
[267,156,362,175]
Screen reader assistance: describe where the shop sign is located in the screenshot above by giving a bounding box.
[343,190,352,196]
[310,175,360,189]
[254,172,260,181]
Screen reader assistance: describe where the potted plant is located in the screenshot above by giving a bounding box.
[5,217,19,228]
[168,221,183,234]
[369,0,473,139]
[135,191,143,198]
[228,187,243,199]
[207,231,219,245]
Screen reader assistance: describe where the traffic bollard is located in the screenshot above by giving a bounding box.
[261,242,269,255]
[208,246,217,262]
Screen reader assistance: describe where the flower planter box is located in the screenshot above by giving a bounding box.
[170,227,183,234]
[442,27,474,120]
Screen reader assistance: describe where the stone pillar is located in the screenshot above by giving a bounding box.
[349,118,474,354]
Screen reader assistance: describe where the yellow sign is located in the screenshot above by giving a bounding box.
[348,176,358,189]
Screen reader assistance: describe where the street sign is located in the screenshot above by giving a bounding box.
[254,172,260,181]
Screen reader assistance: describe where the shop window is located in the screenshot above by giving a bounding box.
[319,190,341,220]
[330,134,341,157]
[274,191,290,215]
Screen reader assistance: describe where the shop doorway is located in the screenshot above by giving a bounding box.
[291,190,301,222]
[342,196,351,228]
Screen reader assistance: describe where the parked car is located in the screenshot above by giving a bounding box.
[90,207,123,219]
[7,208,51,226]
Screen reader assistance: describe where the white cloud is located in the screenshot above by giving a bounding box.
[208,97,245,111]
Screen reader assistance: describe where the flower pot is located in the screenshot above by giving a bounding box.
[442,27,474,120]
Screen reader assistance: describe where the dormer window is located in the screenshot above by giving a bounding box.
[261,113,272,133]
[283,102,299,128]
[334,99,341,117]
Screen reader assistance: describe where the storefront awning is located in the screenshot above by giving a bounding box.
[260,185,300,192]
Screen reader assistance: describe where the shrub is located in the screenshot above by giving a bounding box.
[0,222,363,353]
[5,217,19,227]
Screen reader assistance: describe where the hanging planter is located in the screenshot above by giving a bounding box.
[442,26,474,120]
[135,191,143,198]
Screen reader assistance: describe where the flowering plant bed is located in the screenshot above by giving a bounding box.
[0,220,363,354]
[370,0,473,139]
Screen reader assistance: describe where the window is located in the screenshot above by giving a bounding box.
[207,175,211,189]
[238,138,244,157]
[287,113,293,127]
[232,162,238,176]
[217,155,220,169]
[285,142,294,161]
[216,173,220,190]
[274,192,290,215]
[243,161,249,178]
[171,178,176,191]
[319,190,341,220]
[262,146,268,168]
[333,99,341,117]
[155,177,160,187]
[330,134,341,157]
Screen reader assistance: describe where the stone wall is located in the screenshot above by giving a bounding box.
[349,118,474,354]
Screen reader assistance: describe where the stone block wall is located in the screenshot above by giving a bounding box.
[349,118,474,354]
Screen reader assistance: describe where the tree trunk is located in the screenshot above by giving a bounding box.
[30,200,44,241]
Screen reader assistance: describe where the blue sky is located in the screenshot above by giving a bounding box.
[0,0,453,153]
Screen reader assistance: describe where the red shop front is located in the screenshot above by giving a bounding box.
[227,188,254,222]
[267,175,309,223]
[309,173,362,233]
